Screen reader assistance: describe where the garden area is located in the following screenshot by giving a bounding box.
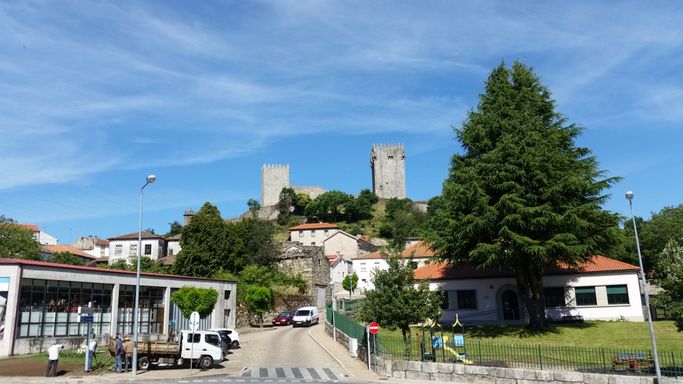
[0,348,114,377]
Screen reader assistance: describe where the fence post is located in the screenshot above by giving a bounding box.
[538,344,543,370]
[477,339,482,365]
[601,348,607,374]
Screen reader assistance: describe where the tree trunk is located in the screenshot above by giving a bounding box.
[515,263,546,331]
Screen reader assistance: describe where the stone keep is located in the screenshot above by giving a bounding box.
[370,144,406,199]
[262,164,290,207]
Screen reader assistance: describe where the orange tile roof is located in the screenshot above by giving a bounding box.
[14,223,40,232]
[353,251,382,260]
[353,241,436,260]
[289,222,339,230]
[43,244,95,259]
[109,231,163,240]
[414,255,639,280]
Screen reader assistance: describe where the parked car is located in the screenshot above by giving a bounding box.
[209,328,240,348]
[272,311,294,326]
[292,306,319,327]
[211,329,232,356]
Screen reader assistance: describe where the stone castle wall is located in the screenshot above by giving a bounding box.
[262,164,290,207]
[371,144,406,199]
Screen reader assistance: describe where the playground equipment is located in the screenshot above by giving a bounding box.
[417,315,472,364]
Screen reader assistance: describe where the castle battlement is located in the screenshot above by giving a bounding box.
[370,144,406,199]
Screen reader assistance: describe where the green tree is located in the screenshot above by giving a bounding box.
[342,273,359,298]
[165,221,183,237]
[173,202,228,277]
[358,255,442,354]
[108,259,130,271]
[0,216,41,260]
[653,240,683,331]
[241,218,279,266]
[638,205,683,273]
[347,189,378,222]
[170,286,219,319]
[426,62,620,330]
[244,285,273,327]
[277,187,298,224]
[305,191,354,223]
[247,199,261,217]
[132,256,170,274]
[47,251,84,265]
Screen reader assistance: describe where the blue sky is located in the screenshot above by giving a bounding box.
[1,1,682,244]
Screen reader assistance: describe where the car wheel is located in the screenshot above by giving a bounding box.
[138,356,151,370]
[231,340,240,349]
[198,355,213,371]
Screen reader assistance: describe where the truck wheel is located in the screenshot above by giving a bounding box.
[198,356,213,370]
[138,356,151,370]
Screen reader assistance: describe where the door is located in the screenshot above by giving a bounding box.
[502,290,520,320]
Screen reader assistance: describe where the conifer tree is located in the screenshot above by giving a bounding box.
[427,62,620,330]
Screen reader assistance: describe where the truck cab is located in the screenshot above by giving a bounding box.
[180,330,224,366]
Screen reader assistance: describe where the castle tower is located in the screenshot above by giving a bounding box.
[262,164,290,207]
[370,144,406,199]
[183,208,196,225]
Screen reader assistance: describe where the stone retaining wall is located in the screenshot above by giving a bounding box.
[324,321,682,384]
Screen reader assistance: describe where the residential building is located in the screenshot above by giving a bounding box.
[42,244,96,264]
[14,224,57,245]
[414,255,644,324]
[288,223,340,247]
[108,231,167,265]
[0,258,237,357]
[72,236,110,258]
[328,253,352,294]
[166,234,181,257]
[323,230,378,261]
[352,241,435,291]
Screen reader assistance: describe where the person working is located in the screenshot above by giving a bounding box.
[45,342,64,377]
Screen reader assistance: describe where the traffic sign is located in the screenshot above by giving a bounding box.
[368,321,380,335]
[189,311,200,332]
[79,315,94,323]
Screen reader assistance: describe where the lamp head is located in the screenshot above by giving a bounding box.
[146,174,157,184]
[625,191,634,201]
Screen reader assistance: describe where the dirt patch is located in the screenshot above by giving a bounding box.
[0,355,114,377]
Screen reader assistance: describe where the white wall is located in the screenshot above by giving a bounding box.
[38,231,58,246]
[354,256,432,292]
[324,232,361,259]
[167,240,181,257]
[426,272,644,323]
[291,228,339,246]
[109,239,164,263]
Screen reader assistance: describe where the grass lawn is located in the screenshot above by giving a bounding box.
[379,321,683,353]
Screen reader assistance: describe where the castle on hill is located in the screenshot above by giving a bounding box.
[261,144,406,207]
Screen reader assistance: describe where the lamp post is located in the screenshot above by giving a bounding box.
[132,174,156,375]
[625,191,661,383]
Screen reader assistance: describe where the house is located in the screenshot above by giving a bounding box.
[166,234,181,257]
[327,253,353,294]
[108,231,167,265]
[352,241,436,291]
[414,255,644,324]
[14,224,57,245]
[0,258,237,357]
[42,244,97,264]
[288,223,340,247]
[322,230,378,260]
[72,236,110,258]
[275,242,331,309]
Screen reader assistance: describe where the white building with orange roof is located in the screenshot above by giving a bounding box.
[414,255,644,325]
[42,244,97,264]
[14,224,57,245]
[352,241,436,291]
[288,222,341,247]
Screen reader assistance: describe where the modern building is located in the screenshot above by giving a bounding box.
[0,258,237,357]
[414,255,644,324]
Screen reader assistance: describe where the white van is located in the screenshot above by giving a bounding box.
[292,306,320,327]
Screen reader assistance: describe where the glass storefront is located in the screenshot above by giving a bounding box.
[17,279,112,338]
[116,285,164,336]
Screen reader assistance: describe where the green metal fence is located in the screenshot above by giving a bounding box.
[325,308,682,378]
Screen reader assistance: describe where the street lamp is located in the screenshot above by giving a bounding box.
[133,174,156,375]
[625,191,661,383]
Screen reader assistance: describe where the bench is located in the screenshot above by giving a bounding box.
[560,315,584,323]
[612,352,654,373]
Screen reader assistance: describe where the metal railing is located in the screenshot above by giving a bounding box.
[327,306,366,340]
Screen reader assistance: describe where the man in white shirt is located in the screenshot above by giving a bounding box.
[87,339,98,372]
[45,342,64,377]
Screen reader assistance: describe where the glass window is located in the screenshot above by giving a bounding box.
[607,285,629,305]
[187,333,201,343]
[144,244,152,255]
[224,290,231,300]
[440,291,449,310]
[114,245,122,256]
[544,287,566,307]
[299,231,303,238]
[117,285,164,336]
[457,290,477,309]
[205,333,221,347]
[129,244,137,257]
[311,230,316,237]
[575,287,597,306]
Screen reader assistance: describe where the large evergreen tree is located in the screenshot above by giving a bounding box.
[173,202,229,277]
[426,62,620,330]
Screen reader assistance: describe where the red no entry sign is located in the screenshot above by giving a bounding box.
[368,322,380,334]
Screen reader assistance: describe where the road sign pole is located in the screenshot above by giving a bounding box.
[366,325,371,370]
[189,311,200,376]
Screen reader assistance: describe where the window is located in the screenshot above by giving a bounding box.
[575,287,597,306]
[100,249,105,257]
[457,290,477,309]
[114,245,122,256]
[607,285,629,305]
[144,244,152,255]
[311,230,316,237]
[187,333,201,343]
[224,290,231,300]
[324,230,329,236]
[440,291,449,310]
[299,231,304,238]
[311,242,316,246]
[168,249,174,256]
[205,333,221,347]
[544,287,566,307]
[408,261,418,269]
[117,285,164,336]
[129,244,137,257]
